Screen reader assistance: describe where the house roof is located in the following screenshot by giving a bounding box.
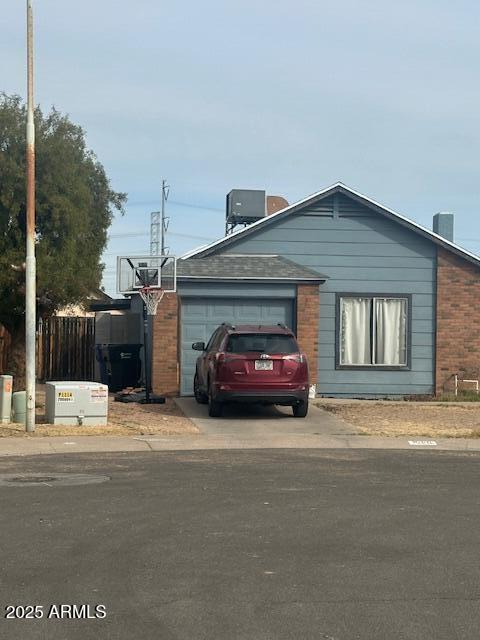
[89,298,131,312]
[177,255,327,283]
[88,288,113,303]
[182,182,480,268]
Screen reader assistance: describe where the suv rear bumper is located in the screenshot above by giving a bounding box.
[213,388,308,406]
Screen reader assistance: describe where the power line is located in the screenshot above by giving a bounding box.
[108,232,149,239]
[170,198,223,212]
[103,249,150,257]
[108,230,215,241]
[126,197,223,212]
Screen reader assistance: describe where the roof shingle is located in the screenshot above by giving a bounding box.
[178,255,327,282]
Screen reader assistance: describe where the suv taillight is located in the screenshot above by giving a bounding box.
[283,354,305,363]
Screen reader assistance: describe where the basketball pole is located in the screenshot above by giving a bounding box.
[25,0,36,432]
[143,303,151,404]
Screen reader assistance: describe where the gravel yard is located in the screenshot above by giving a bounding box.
[0,388,198,438]
[316,399,480,438]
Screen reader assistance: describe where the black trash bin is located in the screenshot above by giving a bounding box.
[96,344,142,392]
[95,345,109,386]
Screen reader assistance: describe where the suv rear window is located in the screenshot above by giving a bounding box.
[226,333,298,355]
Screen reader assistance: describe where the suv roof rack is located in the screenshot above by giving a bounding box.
[222,322,236,330]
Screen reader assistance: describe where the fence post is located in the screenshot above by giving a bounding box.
[36,317,43,380]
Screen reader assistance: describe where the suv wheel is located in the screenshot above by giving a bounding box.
[292,399,308,418]
[208,386,223,418]
[194,373,208,404]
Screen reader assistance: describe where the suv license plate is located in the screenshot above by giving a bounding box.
[255,360,273,370]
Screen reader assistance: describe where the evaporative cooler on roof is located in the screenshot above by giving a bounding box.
[226,189,266,234]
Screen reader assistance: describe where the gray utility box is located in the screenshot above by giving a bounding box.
[45,381,108,426]
[226,189,266,224]
[0,375,13,424]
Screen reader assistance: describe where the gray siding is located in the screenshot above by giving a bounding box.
[220,193,436,396]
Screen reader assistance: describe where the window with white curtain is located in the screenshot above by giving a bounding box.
[339,296,408,366]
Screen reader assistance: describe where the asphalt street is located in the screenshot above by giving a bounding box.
[0,449,479,640]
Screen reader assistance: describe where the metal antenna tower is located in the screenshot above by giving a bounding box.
[150,212,160,256]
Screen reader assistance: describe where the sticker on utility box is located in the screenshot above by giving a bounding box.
[58,391,74,402]
[90,388,108,403]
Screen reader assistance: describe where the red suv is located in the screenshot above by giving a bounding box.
[192,323,309,418]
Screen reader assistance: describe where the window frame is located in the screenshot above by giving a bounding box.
[206,328,224,352]
[225,333,299,355]
[335,293,412,371]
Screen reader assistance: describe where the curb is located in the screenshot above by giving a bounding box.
[0,433,479,457]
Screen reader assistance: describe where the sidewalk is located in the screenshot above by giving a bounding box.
[1,397,480,457]
[1,428,480,457]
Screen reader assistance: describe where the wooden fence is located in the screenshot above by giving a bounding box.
[0,324,11,374]
[38,317,95,381]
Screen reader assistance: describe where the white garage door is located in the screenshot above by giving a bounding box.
[180,298,294,396]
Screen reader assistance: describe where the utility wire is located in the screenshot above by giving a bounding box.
[127,198,223,213]
[108,230,215,241]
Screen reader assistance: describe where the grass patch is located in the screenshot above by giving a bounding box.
[435,391,480,402]
[316,400,480,438]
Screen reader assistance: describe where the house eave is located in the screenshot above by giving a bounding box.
[177,275,327,284]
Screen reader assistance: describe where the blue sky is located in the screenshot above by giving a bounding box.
[2,1,480,294]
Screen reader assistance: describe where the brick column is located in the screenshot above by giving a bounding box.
[296,284,319,385]
[151,292,179,396]
[436,248,480,395]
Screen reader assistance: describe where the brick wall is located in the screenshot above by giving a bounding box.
[296,285,319,384]
[151,293,179,396]
[436,247,480,394]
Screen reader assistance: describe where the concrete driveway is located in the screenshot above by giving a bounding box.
[175,397,355,446]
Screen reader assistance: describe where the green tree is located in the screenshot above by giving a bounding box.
[0,94,126,382]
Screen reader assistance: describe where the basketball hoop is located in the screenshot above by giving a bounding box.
[115,255,177,405]
[139,287,165,316]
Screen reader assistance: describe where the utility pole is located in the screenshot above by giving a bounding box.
[25,0,36,432]
[150,180,170,256]
[161,179,169,254]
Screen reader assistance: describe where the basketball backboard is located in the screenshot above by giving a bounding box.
[116,255,177,295]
